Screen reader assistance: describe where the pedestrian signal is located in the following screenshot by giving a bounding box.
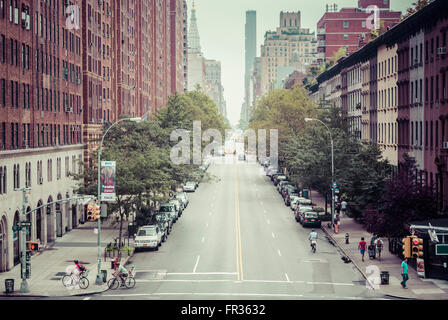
[402,236,411,258]
[27,241,39,252]
[87,203,95,221]
[412,237,424,258]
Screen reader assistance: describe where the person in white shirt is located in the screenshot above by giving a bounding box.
[341,200,347,216]
[374,237,384,261]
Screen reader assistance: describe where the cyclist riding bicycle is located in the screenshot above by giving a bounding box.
[74,260,86,274]
[308,229,318,249]
[114,262,129,284]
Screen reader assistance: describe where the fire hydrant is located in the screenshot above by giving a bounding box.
[345,233,349,244]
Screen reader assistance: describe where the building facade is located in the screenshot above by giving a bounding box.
[0,0,85,272]
[316,0,401,64]
[259,11,317,97]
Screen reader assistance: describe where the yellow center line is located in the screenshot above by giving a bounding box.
[234,157,243,281]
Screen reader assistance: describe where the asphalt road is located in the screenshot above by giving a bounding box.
[82,155,387,300]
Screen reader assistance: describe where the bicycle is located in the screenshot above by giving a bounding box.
[107,265,136,290]
[62,269,89,289]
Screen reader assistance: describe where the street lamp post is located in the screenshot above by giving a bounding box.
[304,118,335,232]
[95,116,142,285]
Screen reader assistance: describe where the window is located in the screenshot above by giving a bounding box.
[65,156,69,177]
[362,21,365,28]
[343,21,349,28]
[344,34,348,40]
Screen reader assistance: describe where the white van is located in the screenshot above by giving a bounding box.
[134,225,162,251]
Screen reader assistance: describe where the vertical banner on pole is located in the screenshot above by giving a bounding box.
[100,161,116,202]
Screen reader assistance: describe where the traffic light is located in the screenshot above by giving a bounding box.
[412,237,424,258]
[94,204,101,221]
[87,203,94,221]
[26,241,39,252]
[402,236,411,258]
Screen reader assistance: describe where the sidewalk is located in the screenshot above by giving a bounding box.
[0,219,134,298]
[310,189,448,300]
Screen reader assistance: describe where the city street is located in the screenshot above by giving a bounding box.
[78,155,386,300]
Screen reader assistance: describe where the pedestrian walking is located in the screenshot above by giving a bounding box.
[375,237,384,261]
[358,237,367,262]
[334,214,340,234]
[370,234,377,247]
[341,200,347,216]
[401,258,409,289]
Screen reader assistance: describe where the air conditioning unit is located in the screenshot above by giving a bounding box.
[443,141,448,149]
[437,47,447,55]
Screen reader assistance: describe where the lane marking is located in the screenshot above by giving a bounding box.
[164,272,238,275]
[83,297,91,300]
[103,292,307,298]
[266,219,270,225]
[272,232,276,239]
[201,236,205,243]
[277,249,282,257]
[193,255,200,273]
[234,157,243,281]
[206,223,209,228]
[133,279,355,286]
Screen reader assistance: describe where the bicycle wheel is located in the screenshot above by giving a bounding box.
[124,276,136,289]
[107,277,120,290]
[62,275,73,287]
[79,277,89,289]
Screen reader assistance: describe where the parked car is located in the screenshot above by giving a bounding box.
[169,199,183,217]
[295,206,314,222]
[159,203,178,223]
[270,173,282,182]
[184,181,196,192]
[297,198,313,207]
[278,181,292,193]
[155,212,172,235]
[175,192,189,208]
[285,193,299,206]
[274,176,287,187]
[283,186,298,200]
[291,197,307,211]
[134,225,162,251]
[299,211,321,228]
[266,166,279,177]
[154,214,169,241]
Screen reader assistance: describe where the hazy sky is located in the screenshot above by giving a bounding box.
[186,0,415,126]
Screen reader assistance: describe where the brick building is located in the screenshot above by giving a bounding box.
[316,0,401,64]
[0,0,85,272]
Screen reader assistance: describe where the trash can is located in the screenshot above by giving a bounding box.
[4,279,14,293]
[101,270,107,283]
[380,271,389,285]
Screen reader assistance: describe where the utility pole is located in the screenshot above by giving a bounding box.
[15,187,32,293]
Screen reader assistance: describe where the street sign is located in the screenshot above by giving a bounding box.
[12,225,22,232]
[332,182,337,187]
[335,188,340,194]
[435,244,448,255]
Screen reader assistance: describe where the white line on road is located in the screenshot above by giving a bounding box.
[285,273,290,282]
[166,272,238,275]
[83,297,91,300]
[133,279,355,286]
[193,255,200,273]
[277,249,282,257]
[206,223,209,228]
[271,232,276,239]
[201,236,205,243]
[266,219,270,225]
[103,292,305,298]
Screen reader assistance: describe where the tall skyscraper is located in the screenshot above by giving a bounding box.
[187,2,206,91]
[242,10,257,125]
